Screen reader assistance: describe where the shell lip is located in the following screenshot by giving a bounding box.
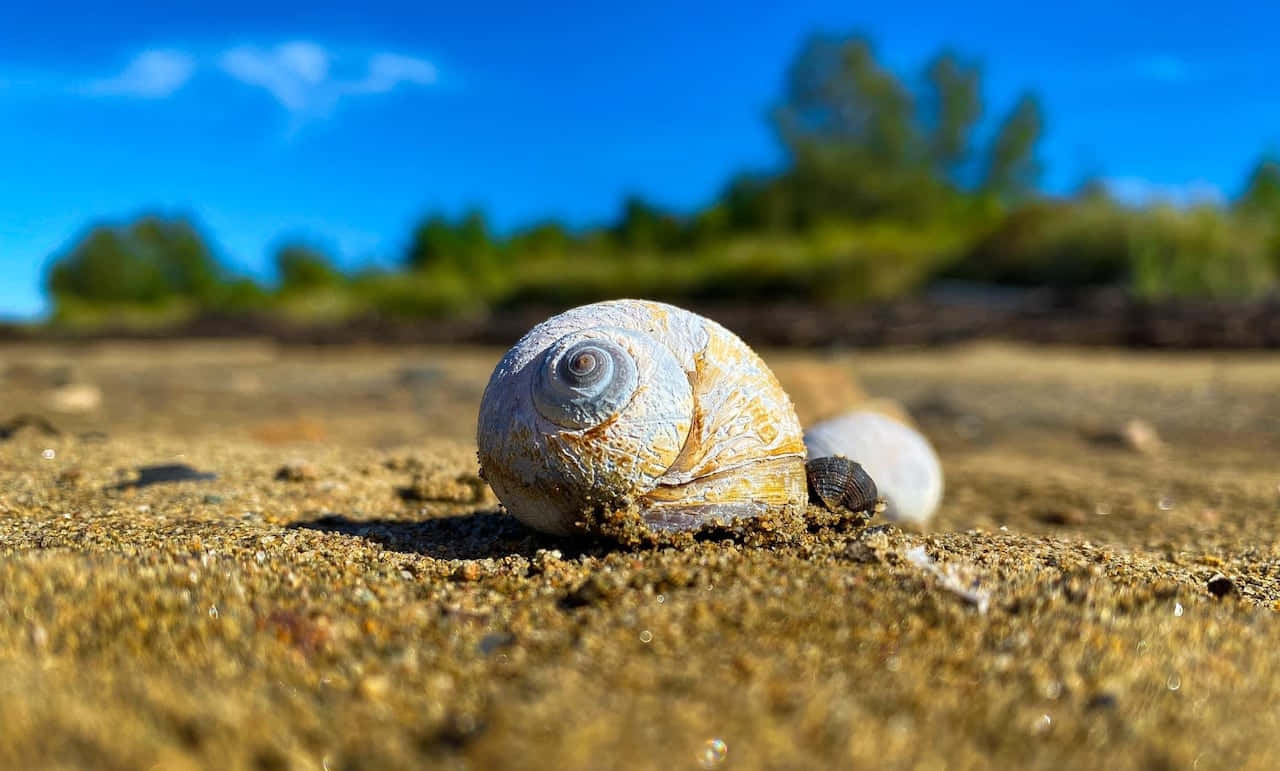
[652,450,806,489]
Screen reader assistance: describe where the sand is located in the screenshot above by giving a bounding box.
[1,340,1279,770]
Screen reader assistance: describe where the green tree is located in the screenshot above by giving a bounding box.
[507,221,572,258]
[981,93,1044,201]
[771,33,955,222]
[48,216,224,307]
[614,196,686,251]
[405,209,495,270]
[774,34,918,171]
[1235,156,1280,217]
[920,51,982,182]
[721,173,792,232]
[276,243,343,291]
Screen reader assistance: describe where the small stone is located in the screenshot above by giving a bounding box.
[844,540,881,564]
[0,414,60,441]
[111,464,218,490]
[56,468,83,487]
[1207,574,1236,598]
[560,573,624,609]
[530,549,568,578]
[1086,418,1165,455]
[399,472,490,504]
[452,562,483,582]
[478,632,515,655]
[275,461,319,482]
[1036,508,1086,526]
[357,675,391,700]
[48,383,102,413]
[1121,418,1165,455]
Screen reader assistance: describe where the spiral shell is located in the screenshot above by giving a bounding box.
[803,410,944,524]
[477,300,807,535]
[805,456,878,514]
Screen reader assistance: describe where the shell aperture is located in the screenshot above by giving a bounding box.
[532,332,639,429]
[477,300,808,535]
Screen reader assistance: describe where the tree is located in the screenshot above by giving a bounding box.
[721,173,791,232]
[276,243,343,291]
[770,33,956,222]
[507,221,572,258]
[613,196,686,251]
[47,216,224,307]
[1235,156,1280,217]
[981,93,1044,201]
[773,34,918,171]
[131,217,222,300]
[405,209,495,270]
[920,51,982,182]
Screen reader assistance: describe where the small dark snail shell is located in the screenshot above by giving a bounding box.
[805,455,878,514]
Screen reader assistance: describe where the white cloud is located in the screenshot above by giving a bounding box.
[1104,177,1224,208]
[218,41,436,115]
[351,53,437,94]
[86,49,196,98]
[1132,54,1190,83]
[219,42,331,111]
[63,41,437,124]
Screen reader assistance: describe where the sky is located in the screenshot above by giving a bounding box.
[2,0,1278,318]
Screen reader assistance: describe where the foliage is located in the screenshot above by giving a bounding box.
[981,94,1044,202]
[1130,207,1277,299]
[405,210,496,272]
[48,216,223,308]
[921,51,983,183]
[1235,156,1280,218]
[42,34,1280,326]
[947,201,1134,287]
[276,244,344,292]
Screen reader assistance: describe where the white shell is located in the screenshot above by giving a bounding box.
[477,299,807,535]
[804,411,944,524]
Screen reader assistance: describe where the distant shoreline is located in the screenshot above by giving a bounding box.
[5,288,1280,350]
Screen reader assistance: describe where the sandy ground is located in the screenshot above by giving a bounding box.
[2,339,1279,770]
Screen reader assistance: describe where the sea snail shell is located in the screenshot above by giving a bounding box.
[476,299,808,535]
[804,411,943,524]
[805,456,878,515]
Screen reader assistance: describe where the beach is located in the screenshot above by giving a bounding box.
[1,340,1278,769]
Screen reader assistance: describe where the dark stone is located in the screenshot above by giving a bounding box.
[110,464,218,490]
[0,414,60,440]
[1207,574,1237,598]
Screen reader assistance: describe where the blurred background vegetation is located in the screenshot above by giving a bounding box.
[44,33,1280,328]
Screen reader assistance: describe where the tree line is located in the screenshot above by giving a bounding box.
[45,33,1280,325]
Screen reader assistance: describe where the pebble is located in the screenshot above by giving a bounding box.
[1207,574,1237,598]
[1085,417,1165,455]
[452,562,483,582]
[274,461,319,482]
[48,383,102,413]
[1120,418,1165,455]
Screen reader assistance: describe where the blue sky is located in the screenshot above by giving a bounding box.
[2,0,1278,318]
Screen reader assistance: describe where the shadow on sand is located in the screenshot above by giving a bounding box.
[290,510,607,561]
